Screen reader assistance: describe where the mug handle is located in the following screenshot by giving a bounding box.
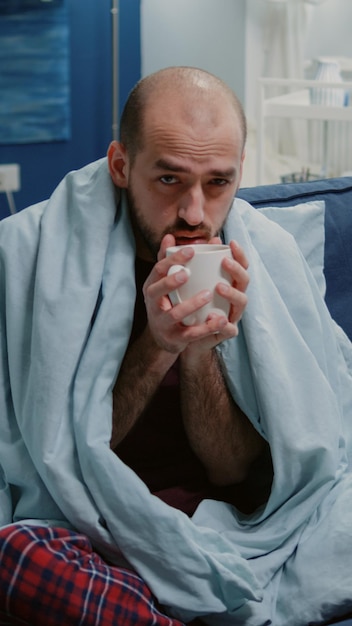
[167,264,191,306]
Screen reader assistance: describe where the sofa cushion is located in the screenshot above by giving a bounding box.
[238,177,352,341]
[257,200,325,296]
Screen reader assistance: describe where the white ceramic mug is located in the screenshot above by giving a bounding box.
[166,244,232,325]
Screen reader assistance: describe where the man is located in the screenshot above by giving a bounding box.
[108,66,266,517]
[0,67,352,626]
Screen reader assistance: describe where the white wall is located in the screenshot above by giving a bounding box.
[141,0,352,124]
[243,0,266,124]
[305,0,352,60]
[141,0,247,105]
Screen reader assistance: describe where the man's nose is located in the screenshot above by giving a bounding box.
[178,186,205,225]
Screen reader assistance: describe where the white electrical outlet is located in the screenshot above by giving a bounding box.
[0,164,20,192]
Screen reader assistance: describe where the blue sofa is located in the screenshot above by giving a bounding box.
[239,176,352,626]
[238,176,352,343]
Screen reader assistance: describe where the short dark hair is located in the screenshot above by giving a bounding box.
[119,67,247,164]
[119,78,147,163]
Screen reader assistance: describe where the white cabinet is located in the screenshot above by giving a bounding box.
[256,77,352,184]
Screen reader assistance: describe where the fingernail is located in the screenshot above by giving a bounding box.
[201,290,212,302]
[175,269,188,283]
[218,283,230,295]
[182,247,193,258]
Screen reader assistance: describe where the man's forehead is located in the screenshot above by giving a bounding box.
[142,93,243,150]
[141,119,243,163]
[134,84,244,164]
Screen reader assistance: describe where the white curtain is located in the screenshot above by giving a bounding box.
[262,0,327,160]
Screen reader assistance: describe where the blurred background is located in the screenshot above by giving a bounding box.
[1,0,351,216]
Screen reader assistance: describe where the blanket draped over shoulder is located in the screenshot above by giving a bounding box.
[1,158,352,626]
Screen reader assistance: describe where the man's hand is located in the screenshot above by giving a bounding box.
[112,235,263,487]
[142,235,249,356]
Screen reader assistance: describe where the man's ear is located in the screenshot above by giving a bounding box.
[107,140,129,188]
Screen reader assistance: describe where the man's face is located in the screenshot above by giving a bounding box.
[111,94,245,260]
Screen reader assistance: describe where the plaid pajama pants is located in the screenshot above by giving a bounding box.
[0,523,187,626]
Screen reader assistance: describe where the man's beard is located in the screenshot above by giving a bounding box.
[127,189,164,259]
[126,187,230,260]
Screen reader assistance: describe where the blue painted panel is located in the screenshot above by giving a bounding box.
[0,0,141,217]
[0,0,70,144]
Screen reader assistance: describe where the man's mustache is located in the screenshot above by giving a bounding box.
[165,220,212,237]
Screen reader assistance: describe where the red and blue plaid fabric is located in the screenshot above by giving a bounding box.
[0,523,186,626]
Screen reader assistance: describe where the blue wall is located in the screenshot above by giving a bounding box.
[0,0,141,217]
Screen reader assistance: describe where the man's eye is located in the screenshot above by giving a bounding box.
[160,175,178,184]
[211,178,228,186]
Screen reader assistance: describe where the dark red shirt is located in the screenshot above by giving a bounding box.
[115,258,272,516]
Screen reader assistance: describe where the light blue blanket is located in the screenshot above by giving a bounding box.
[1,158,352,625]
